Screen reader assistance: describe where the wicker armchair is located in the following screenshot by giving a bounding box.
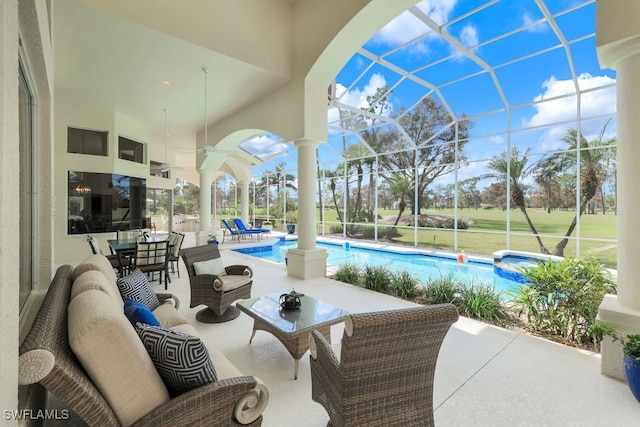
[309,304,459,427]
[180,244,254,323]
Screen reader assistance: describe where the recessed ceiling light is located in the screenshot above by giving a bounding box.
[162,80,171,85]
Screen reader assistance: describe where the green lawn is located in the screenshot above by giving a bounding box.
[314,207,618,268]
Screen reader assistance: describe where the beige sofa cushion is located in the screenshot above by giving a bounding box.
[219,274,252,291]
[72,270,124,308]
[73,253,119,285]
[152,302,191,329]
[208,347,243,380]
[170,322,200,337]
[68,289,169,426]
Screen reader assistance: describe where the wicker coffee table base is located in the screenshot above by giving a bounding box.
[248,321,332,380]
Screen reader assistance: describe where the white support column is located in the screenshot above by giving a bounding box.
[197,169,213,245]
[287,139,327,279]
[596,2,640,380]
[240,180,250,224]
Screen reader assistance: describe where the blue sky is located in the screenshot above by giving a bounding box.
[246,0,616,189]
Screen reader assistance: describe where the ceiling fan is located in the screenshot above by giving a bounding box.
[152,108,186,173]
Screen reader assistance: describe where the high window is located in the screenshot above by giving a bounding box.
[118,136,145,163]
[67,127,108,156]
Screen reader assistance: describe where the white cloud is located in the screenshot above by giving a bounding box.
[524,73,616,128]
[371,10,429,47]
[490,135,505,145]
[241,135,288,157]
[328,73,392,125]
[522,12,548,33]
[459,24,478,49]
[370,0,458,51]
[449,23,479,60]
[415,0,458,26]
[523,73,617,150]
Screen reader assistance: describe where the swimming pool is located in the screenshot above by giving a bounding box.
[234,239,522,294]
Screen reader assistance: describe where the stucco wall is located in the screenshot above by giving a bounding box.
[0,0,21,419]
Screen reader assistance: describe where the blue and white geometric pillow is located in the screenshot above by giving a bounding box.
[116,268,160,311]
[136,323,217,396]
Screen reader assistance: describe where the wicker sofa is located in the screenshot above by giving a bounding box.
[18,254,268,426]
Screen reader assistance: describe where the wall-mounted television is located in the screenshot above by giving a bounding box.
[68,171,147,234]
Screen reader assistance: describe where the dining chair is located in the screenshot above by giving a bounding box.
[133,240,170,290]
[167,232,185,277]
[87,235,130,277]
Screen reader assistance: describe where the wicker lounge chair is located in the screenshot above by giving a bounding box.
[309,304,459,427]
[180,244,254,323]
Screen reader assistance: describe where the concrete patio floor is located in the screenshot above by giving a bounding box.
[54,231,640,426]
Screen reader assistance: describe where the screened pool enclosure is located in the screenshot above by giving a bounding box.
[210,0,617,268]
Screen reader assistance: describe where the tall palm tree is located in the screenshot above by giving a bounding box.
[536,122,614,256]
[386,172,412,227]
[484,147,549,254]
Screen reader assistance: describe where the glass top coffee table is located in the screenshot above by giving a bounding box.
[236,292,348,379]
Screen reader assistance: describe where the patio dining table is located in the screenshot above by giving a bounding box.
[108,235,171,278]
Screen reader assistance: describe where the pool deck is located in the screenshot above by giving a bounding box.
[159,232,640,426]
[55,232,637,426]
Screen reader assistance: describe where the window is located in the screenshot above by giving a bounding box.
[119,136,145,163]
[150,160,169,178]
[19,58,35,310]
[68,127,108,156]
[68,171,147,234]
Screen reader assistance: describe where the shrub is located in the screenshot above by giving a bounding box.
[423,275,460,305]
[362,225,376,239]
[379,226,400,239]
[334,262,361,285]
[391,271,420,299]
[285,211,298,224]
[509,256,616,348]
[329,224,344,234]
[362,265,392,293]
[458,281,506,324]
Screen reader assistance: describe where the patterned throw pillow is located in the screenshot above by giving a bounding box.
[117,269,160,311]
[124,298,161,327]
[136,324,217,396]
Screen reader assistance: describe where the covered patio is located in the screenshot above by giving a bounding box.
[51,233,640,426]
[5,0,640,423]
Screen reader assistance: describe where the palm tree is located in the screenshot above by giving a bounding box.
[386,172,412,227]
[536,122,614,256]
[484,147,549,254]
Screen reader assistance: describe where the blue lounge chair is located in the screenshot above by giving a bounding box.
[234,218,270,235]
[221,219,264,243]
[233,218,269,241]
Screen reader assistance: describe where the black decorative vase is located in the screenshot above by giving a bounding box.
[279,292,302,310]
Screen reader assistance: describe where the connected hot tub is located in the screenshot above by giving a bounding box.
[492,250,563,284]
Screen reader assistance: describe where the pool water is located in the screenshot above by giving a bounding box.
[235,240,521,295]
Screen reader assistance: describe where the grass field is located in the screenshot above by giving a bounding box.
[312,207,618,268]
